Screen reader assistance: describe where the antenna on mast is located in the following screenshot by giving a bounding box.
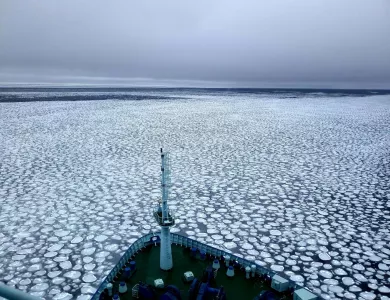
[154,149,174,271]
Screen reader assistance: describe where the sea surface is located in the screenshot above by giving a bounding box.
[0,88,389,299]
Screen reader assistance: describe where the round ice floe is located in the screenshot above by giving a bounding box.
[224,234,235,240]
[82,273,97,283]
[95,251,110,258]
[286,259,297,265]
[53,292,72,300]
[207,228,218,234]
[300,256,312,262]
[54,230,70,237]
[260,251,271,258]
[349,285,362,292]
[84,263,96,271]
[27,264,42,272]
[290,275,304,282]
[310,261,324,269]
[30,258,41,264]
[105,244,119,251]
[319,253,331,261]
[19,279,31,286]
[48,271,62,279]
[353,274,367,282]
[52,277,65,285]
[44,252,58,258]
[319,270,333,279]
[54,256,68,263]
[48,244,64,252]
[30,291,45,298]
[331,259,341,266]
[343,292,356,299]
[81,285,98,294]
[270,230,281,236]
[260,236,270,243]
[378,263,389,271]
[49,288,61,295]
[83,257,93,264]
[368,255,382,262]
[329,285,343,293]
[341,260,353,267]
[352,263,365,271]
[64,271,81,279]
[309,280,320,287]
[359,291,376,300]
[379,286,390,293]
[71,236,83,244]
[323,264,332,270]
[30,283,49,292]
[342,277,354,286]
[12,255,26,261]
[242,242,253,250]
[35,270,47,276]
[60,261,72,270]
[368,283,377,290]
[334,268,347,276]
[271,265,284,272]
[224,242,237,249]
[81,247,96,256]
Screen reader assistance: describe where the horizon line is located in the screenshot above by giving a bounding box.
[0,83,390,92]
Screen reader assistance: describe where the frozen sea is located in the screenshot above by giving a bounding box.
[0,88,390,300]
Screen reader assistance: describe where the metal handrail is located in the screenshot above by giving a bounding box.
[91,232,317,300]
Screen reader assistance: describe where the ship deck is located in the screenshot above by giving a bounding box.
[105,243,292,299]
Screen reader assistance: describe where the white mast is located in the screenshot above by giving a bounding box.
[154,149,174,270]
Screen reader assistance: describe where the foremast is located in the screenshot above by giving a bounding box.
[154,149,175,270]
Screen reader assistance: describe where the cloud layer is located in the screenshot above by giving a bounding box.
[0,0,389,87]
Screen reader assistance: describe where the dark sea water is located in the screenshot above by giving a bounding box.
[1,87,390,102]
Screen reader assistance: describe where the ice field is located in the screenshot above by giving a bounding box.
[0,89,390,299]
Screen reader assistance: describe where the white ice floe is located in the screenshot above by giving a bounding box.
[54,230,70,238]
[48,244,64,252]
[319,270,333,279]
[63,271,81,279]
[290,275,305,282]
[342,277,355,286]
[319,253,331,261]
[0,91,389,299]
[379,286,390,293]
[81,247,96,256]
[30,283,49,292]
[53,292,73,300]
[359,291,376,300]
[84,263,96,271]
[27,264,42,272]
[271,265,284,272]
[270,230,282,236]
[48,271,62,279]
[59,261,72,270]
[71,236,84,244]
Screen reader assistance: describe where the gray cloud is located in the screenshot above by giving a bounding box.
[0,0,389,88]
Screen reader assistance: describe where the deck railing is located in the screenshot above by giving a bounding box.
[91,232,311,299]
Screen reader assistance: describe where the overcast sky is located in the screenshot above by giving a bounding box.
[0,0,389,88]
